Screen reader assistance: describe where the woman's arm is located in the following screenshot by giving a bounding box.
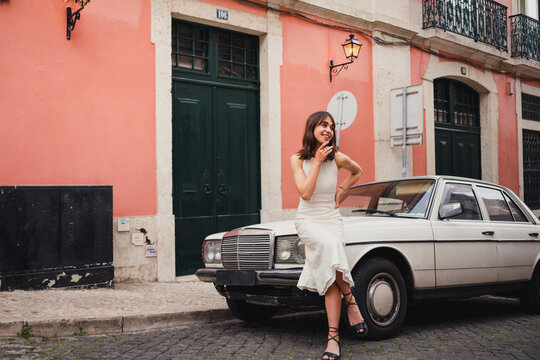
[334,151,362,201]
[290,142,333,201]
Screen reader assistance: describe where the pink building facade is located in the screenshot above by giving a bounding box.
[1,0,539,282]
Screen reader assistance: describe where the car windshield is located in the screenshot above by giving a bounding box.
[338,179,436,218]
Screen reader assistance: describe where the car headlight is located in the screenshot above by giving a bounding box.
[277,240,291,261]
[275,235,305,264]
[202,239,222,265]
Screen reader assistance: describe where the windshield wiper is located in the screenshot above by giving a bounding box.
[352,208,397,217]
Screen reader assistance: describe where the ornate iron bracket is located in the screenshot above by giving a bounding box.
[329,59,354,82]
[67,0,91,40]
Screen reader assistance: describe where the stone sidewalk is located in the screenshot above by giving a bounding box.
[0,276,233,338]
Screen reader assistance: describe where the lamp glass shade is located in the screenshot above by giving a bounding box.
[341,35,362,59]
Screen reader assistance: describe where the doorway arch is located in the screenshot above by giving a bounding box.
[422,58,499,182]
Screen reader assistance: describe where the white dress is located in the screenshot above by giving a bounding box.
[295,158,355,296]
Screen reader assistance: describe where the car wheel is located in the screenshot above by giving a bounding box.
[520,267,540,314]
[226,298,278,322]
[348,257,407,340]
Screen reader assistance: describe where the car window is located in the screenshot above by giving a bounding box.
[339,179,435,218]
[440,183,482,220]
[376,182,434,216]
[503,193,529,222]
[476,186,514,222]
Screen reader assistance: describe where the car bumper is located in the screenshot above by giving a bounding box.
[196,268,323,308]
[195,268,302,286]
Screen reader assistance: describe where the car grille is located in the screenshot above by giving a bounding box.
[221,229,273,269]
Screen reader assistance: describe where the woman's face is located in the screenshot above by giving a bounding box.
[313,116,334,145]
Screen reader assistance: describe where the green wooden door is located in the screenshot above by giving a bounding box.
[434,78,481,179]
[172,82,214,275]
[435,129,481,179]
[214,88,260,232]
[172,20,260,275]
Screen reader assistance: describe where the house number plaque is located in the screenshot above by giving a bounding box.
[217,9,228,20]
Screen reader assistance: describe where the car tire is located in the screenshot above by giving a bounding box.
[226,298,278,322]
[347,257,407,340]
[520,267,540,314]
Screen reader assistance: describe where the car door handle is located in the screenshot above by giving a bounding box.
[529,232,539,237]
[482,231,495,236]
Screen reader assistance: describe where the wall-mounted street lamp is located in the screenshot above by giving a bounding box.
[67,0,91,40]
[329,34,362,82]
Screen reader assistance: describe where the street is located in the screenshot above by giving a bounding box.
[1,296,539,360]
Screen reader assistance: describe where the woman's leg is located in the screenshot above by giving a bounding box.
[323,283,341,359]
[335,272,365,332]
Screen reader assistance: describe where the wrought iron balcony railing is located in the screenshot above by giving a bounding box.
[510,14,540,62]
[423,0,508,51]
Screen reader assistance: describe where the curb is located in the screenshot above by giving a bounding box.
[0,321,24,338]
[0,309,234,338]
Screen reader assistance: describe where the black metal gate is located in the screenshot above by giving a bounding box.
[523,129,540,210]
[0,186,113,291]
[434,78,481,179]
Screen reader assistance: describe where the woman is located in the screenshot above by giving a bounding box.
[290,111,366,360]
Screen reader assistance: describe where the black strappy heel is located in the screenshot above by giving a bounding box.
[342,291,368,338]
[322,327,341,360]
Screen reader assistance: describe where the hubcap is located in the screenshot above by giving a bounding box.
[371,281,393,317]
[366,272,400,327]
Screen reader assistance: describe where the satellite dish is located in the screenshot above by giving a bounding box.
[327,90,357,147]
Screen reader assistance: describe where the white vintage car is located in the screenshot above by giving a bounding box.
[196,176,540,339]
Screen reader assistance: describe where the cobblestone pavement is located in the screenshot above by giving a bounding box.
[1,296,539,360]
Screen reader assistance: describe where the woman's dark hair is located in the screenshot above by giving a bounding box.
[297,111,337,160]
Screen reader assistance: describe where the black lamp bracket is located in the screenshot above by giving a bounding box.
[67,0,90,40]
[329,59,354,82]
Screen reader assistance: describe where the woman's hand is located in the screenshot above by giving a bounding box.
[314,141,333,164]
[335,186,346,208]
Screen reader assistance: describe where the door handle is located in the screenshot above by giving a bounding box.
[202,184,212,195]
[529,232,539,237]
[218,184,226,195]
[482,231,495,236]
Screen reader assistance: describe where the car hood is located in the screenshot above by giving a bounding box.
[206,216,429,241]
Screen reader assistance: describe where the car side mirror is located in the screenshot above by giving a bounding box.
[439,202,463,219]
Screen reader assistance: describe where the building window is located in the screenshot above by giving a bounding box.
[434,79,480,128]
[171,19,259,84]
[171,22,209,72]
[218,31,258,80]
[434,80,450,123]
[522,93,540,122]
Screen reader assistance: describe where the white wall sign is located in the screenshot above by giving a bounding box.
[132,233,145,246]
[118,217,130,232]
[390,85,424,146]
[327,91,357,147]
[146,245,157,257]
